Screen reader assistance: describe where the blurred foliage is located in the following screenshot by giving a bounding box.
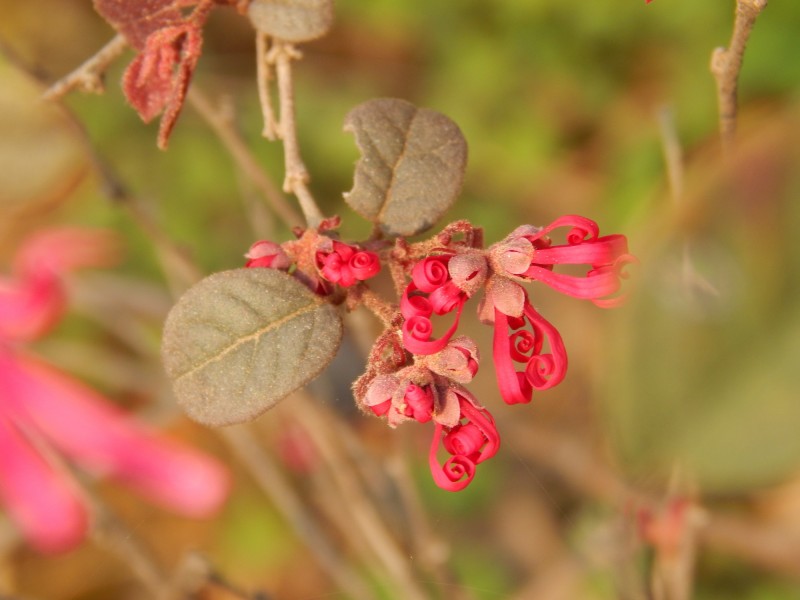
[1,0,800,598]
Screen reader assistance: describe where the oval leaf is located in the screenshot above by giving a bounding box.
[247,0,334,43]
[161,268,342,426]
[343,98,468,237]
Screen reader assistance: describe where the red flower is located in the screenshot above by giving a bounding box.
[491,296,567,405]
[0,228,229,553]
[401,256,467,355]
[428,389,500,492]
[316,241,380,287]
[490,215,634,307]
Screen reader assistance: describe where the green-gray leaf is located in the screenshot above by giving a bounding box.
[161,268,342,426]
[343,98,468,237]
[247,0,334,43]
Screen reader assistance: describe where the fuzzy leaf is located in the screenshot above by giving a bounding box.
[343,98,468,237]
[247,0,334,42]
[93,0,184,49]
[161,268,342,426]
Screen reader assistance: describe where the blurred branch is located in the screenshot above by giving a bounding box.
[219,425,375,600]
[42,34,128,101]
[710,0,768,151]
[657,106,684,206]
[508,423,800,580]
[292,395,430,600]
[187,88,303,229]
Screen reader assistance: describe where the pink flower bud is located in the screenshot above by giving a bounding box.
[245,240,291,269]
[349,251,381,281]
[411,256,451,292]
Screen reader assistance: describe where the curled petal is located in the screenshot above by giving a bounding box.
[444,423,483,457]
[523,261,624,302]
[0,414,87,554]
[402,298,465,355]
[492,301,568,404]
[349,251,381,281]
[429,281,463,315]
[526,215,600,246]
[332,241,355,261]
[401,285,433,319]
[2,354,230,518]
[411,256,451,292]
[530,234,628,267]
[429,423,475,492]
[457,398,500,463]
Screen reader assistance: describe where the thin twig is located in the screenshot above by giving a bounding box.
[508,422,800,579]
[657,106,685,206]
[710,0,768,151]
[292,395,430,600]
[187,88,304,228]
[220,425,375,600]
[255,31,279,140]
[90,500,171,600]
[269,40,326,228]
[42,34,128,101]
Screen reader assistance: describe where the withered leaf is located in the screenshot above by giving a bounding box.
[343,98,468,237]
[247,0,334,43]
[161,268,342,426]
[93,0,184,50]
[93,0,214,148]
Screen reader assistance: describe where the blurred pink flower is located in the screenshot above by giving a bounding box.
[0,228,229,554]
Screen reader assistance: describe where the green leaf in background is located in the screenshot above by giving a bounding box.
[343,97,468,237]
[161,268,342,426]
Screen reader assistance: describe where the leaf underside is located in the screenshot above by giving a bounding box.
[161,268,342,426]
[247,0,334,43]
[343,98,468,237]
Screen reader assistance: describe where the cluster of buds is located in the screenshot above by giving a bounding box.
[244,217,381,295]
[245,214,633,492]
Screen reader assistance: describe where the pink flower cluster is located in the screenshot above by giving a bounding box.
[359,215,633,491]
[244,220,381,294]
[0,229,229,553]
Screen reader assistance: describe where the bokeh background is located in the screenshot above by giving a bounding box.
[1,0,800,598]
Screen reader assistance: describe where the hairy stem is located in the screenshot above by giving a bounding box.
[42,34,128,101]
[269,40,325,228]
[710,0,768,151]
[255,31,279,140]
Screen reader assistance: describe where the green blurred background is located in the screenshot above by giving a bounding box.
[1,0,800,598]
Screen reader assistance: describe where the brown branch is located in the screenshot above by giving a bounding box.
[292,395,430,600]
[42,34,129,101]
[269,40,326,228]
[710,0,768,151]
[219,425,375,600]
[507,423,800,580]
[187,88,304,229]
[255,31,279,140]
